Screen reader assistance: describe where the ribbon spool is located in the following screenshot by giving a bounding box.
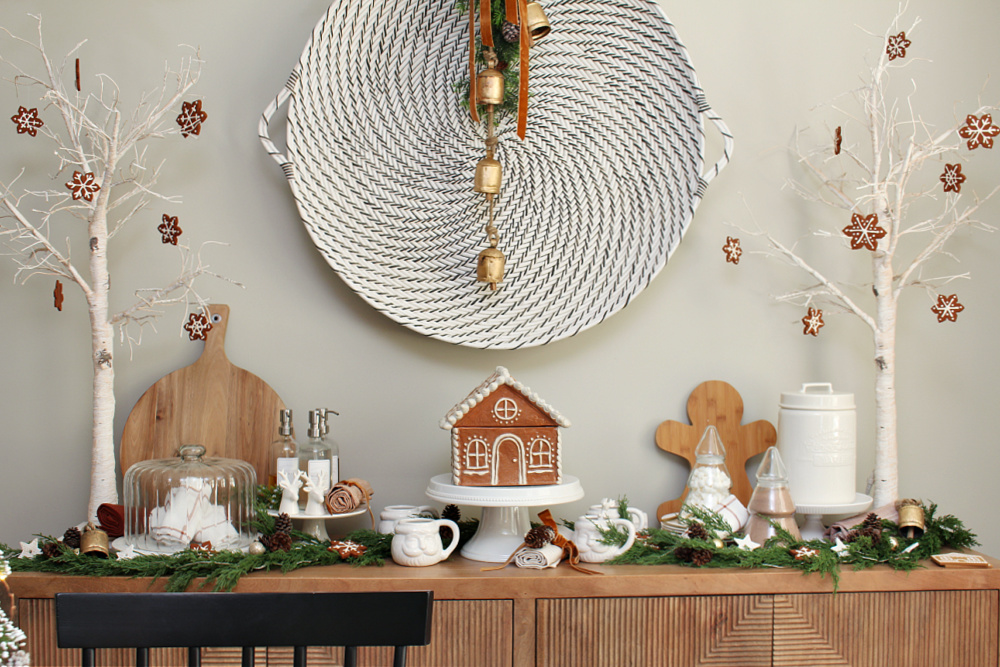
[81,521,110,558]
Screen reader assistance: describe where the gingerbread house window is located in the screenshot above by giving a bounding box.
[492,397,520,423]
[465,437,489,472]
[528,437,553,469]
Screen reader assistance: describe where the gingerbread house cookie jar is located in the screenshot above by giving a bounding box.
[440,367,571,487]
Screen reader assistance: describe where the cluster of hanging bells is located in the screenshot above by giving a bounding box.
[473,1,550,290]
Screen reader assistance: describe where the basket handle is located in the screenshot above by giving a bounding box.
[695,96,734,199]
[257,69,300,181]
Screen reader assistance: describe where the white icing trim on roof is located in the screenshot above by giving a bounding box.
[440,366,571,430]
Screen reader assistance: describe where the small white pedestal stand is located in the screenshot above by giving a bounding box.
[796,492,873,541]
[268,507,368,541]
[425,474,584,563]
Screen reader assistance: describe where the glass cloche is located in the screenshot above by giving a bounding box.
[123,444,257,554]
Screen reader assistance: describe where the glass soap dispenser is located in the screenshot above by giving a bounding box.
[318,407,341,483]
[268,409,299,486]
[683,425,732,513]
[300,410,334,515]
[745,446,802,544]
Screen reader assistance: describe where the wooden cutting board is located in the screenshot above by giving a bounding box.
[656,380,776,523]
[120,304,285,481]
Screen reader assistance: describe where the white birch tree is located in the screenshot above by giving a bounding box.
[0,17,229,520]
[746,10,998,508]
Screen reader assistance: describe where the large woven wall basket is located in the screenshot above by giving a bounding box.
[259,0,732,349]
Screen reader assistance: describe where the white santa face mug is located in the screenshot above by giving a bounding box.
[378,505,440,535]
[573,515,637,563]
[390,517,460,567]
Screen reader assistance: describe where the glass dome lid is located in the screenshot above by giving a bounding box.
[123,444,257,554]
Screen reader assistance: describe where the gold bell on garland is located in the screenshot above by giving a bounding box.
[525,2,551,40]
[80,521,109,558]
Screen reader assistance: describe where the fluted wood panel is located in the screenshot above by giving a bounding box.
[19,598,510,666]
[537,596,773,667]
[772,591,998,667]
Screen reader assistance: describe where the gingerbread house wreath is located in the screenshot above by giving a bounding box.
[440,367,571,487]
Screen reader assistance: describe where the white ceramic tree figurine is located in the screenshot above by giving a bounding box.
[750,12,998,507]
[0,18,227,520]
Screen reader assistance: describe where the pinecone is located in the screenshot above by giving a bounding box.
[524,525,555,549]
[274,513,292,535]
[674,545,694,562]
[442,504,461,523]
[263,531,293,552]
[501,21,520,43]
[690,549,713,566]
[63,526,82,549]
[686,523,709,541]
[42,542,61,559]
[862,513,882,532]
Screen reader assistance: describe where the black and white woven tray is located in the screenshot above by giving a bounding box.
[259,0,732,349]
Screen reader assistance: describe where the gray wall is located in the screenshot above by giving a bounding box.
[2,1,998,554]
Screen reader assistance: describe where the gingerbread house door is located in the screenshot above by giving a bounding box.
[492,435,526,485]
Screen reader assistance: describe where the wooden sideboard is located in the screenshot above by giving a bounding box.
[8,553,1000,666]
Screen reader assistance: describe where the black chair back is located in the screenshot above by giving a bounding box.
[55,590,433,667]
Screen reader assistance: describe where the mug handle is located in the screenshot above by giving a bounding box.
[610,518,637,555]
[416,505,440,518]
[627,508,648,531]
[438,519,461,559]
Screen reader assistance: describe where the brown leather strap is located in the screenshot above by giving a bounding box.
[468,0,480,123]
[516,0,531,139]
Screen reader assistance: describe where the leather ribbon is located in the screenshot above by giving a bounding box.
[481,509,601,575]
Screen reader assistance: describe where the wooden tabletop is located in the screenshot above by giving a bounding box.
[9,551,1000,600]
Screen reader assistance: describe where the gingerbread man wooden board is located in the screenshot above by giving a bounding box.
[656,381,776,522]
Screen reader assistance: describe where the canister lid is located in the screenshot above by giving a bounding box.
[779,382,855,410]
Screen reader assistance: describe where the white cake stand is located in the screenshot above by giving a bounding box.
[268,507,368,541]
[796,493,873,541]
[425,474,584,562]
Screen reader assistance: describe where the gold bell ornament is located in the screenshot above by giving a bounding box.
[896,499,925,540]
[477,67,506,106]
[80,521,110,558]
[474,156,502,195]
[477,225,505,290]
[525,2,551,40]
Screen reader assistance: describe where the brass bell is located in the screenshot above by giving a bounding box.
[474,156,502,194]
[81,521,109,558]
[477,247,505,289]
[896,500,925,540]
[525,2,551,41]
[476,68,506,106]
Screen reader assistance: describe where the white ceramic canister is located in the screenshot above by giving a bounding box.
[776,383,856,505]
